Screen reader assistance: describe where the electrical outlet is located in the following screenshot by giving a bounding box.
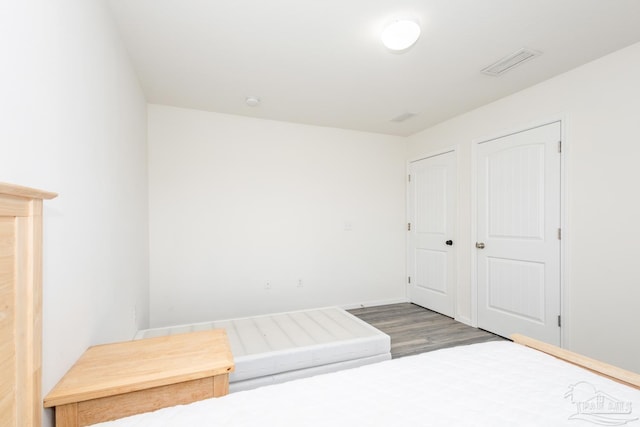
[297,279,303,288]
[265,282,271,290]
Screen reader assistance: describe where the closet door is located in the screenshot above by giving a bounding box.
[476,122,561,345]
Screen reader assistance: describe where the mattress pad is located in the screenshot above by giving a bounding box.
[135,307,391,390]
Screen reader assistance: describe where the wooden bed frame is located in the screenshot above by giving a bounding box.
[0,183,56,427]
[511,334,640,390]
[0,181,637,427]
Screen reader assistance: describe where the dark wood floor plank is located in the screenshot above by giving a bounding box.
[348,302,504,358]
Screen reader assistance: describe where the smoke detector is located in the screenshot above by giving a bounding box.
[245,96,261,107]
[481,48,542,76]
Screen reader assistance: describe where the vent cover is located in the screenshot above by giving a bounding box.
[481,48,542,76]
[390,112,417,122]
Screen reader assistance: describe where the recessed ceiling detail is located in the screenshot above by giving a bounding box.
[481,48,542,76]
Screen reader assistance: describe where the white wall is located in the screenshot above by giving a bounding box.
[0,1,149,425]
[407,42,640,372]
[148,105,406,327]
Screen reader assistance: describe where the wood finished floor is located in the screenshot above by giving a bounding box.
[348,303,505,358]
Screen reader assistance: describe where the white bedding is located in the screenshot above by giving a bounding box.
[91,341,640,426]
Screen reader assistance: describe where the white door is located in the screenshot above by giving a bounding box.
[408,151,456,317]
[476,122,561,345]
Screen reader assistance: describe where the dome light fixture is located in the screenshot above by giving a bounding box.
[381,19,421,51]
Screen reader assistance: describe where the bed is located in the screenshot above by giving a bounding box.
[135,307,392,392]
[90,334,640,426]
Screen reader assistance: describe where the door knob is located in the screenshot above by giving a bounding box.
[475,242,485,249]
[445,240,453,246]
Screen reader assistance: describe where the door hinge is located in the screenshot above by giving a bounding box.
[408,276,411,284]
[558,140,562,153]
[557,228,562,240]
[557,315,562,327]
[408,174,411,182]
[408,222,411,231]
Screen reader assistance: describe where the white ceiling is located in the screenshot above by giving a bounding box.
[107,0,640,136]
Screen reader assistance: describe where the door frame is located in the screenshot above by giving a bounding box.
[407,146,460,319]
[470,116,569,347]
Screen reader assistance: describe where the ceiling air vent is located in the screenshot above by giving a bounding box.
[481,48,542,76]
[390,112,417,123]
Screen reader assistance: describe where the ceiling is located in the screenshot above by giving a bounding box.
[106,0,640,136]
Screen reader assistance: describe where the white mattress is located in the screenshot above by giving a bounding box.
[92,341,640,427]
[135,307,391,390]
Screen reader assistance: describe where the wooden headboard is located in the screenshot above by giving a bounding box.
[0,183,56,427]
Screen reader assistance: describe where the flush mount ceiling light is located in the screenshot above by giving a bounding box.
[381,19,421,51]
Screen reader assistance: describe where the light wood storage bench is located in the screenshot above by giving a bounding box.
[44,330,234,427]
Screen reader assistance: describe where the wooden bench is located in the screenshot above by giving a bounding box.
[44,330,234,427]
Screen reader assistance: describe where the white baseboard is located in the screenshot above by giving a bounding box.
[341,297,410,311]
